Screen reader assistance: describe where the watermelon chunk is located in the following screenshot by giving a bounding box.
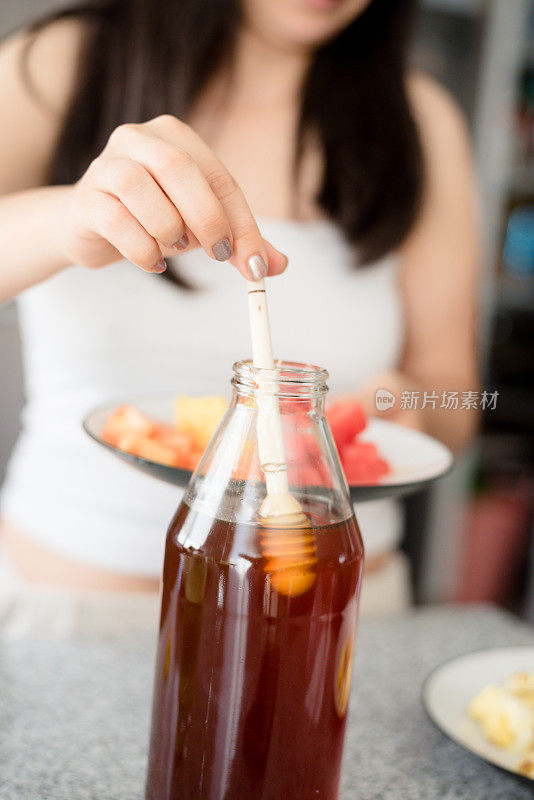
[341,441,390,485]
[326,401,367,450]
[101,404,156,447]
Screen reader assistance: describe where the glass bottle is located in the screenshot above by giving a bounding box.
[146,360,365,800]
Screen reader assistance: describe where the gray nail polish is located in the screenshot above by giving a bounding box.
[173,234,189,250]
[153,258,167,273]
[248,254,268,281]
[212,238,233,261]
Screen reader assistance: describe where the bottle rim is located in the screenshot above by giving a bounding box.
[232,359,329,398]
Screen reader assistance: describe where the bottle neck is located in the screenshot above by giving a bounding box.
[183,357,353,528]
[231,359,329,406]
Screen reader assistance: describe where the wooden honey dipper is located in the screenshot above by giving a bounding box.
[247,277,317,597]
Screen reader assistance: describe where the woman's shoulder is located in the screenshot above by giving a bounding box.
[0,17,90,116]
[399,71,478,275]
[0,17,91,191]
[407,70,471,161]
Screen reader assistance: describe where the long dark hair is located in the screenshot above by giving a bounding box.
[23,0,423,276]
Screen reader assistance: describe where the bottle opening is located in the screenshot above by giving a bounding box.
[232,359,329,398]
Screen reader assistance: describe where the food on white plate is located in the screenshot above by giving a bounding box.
[174,395,227,450]
[469,671,534,775]
[101,396,227,469]
[518,753,534,778]
[101,397,392,483]
[504,671,534,711]
[326,400,390,484]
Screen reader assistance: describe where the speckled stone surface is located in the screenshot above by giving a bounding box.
[1,605,533,800]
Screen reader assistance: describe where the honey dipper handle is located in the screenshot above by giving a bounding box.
[247,278,274,369]
[247,279,289,497]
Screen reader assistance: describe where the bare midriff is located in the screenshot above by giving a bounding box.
[0,519,160,592]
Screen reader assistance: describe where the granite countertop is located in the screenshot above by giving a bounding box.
[1,604,533,800]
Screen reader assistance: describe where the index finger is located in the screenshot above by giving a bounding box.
[149,117,287,280]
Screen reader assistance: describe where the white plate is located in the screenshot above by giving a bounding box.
[359,418,453,489]
[83,393,453,502]
[422,646,534,782]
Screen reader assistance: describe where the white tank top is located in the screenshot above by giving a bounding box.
[1,218,404,575]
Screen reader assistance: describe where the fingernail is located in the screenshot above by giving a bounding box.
[153,258,166,273]
[173,234,188,250]
[248,254,268,281]
[212,238,233,261]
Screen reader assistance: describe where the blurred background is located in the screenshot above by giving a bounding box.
[1,0,533,615]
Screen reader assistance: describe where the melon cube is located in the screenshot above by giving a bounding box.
[174,395,227,451]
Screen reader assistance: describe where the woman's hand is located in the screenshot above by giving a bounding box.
[351,371,427,431]
[57,115,288,280]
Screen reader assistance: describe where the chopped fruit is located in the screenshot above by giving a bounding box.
[285,428,326,488]
[101,404,156,447]
[181,447,206,471]
[102,406,198,469]
[469,685,534,750]
[116,432,183,467]
[505,672,534,710]
[325,398,391,484]
[469,671,534,778]
[518,756,534,778]
[174,395,227,451]
[326,400,367,448]
[101,395,391,486]
[151,424,203,470]
[287,463,325,488]
[340,441,390,485]
[101,397,226,472]
[152,424,194,451]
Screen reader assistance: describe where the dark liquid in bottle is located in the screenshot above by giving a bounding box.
[146,500,364,800]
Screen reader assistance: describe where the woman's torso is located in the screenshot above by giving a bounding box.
[0,217,404,577]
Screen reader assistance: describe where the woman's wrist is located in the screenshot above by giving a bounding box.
[40,185,76,274]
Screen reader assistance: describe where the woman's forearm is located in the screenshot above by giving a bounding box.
[0,186,73,305]
[409,384,480,453]
[355,369,479,454]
